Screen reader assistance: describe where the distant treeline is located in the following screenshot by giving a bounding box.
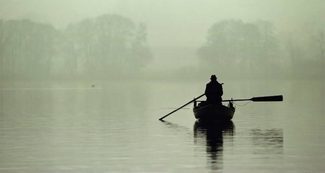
[0,14,152,80]
[0,16,324,81]
[197,19,325,79]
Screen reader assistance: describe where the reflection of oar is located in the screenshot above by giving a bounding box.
[222,95,283,102]
[159,94,205,121]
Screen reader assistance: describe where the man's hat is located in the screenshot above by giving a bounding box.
[210,75,217,80]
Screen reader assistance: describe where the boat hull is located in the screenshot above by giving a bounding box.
[193,103,235,123]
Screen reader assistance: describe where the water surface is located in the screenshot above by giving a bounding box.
[0,80,324,172]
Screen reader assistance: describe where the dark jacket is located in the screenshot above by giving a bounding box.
[205,81,223,104]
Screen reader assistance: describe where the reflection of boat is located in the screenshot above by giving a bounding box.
[193,120,235,171]
[194,120,235,134]
[193,101,235,123]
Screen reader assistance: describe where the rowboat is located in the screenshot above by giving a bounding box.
[159,94,282,121]
[193,101,235,123]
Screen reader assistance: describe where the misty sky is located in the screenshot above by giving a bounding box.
[1,0,324,68]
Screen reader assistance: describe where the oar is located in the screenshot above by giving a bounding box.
[159,94,205,121]
[222,95,283,102]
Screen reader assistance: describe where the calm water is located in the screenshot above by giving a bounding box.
[0,80,324,173]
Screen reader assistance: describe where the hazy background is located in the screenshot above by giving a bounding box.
[0,0,324,81]
[1,1,325,172]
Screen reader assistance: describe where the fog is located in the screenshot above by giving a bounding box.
[1,2,325,172]
[0,0,324,80]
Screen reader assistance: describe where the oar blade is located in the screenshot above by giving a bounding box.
[251,95,283,102]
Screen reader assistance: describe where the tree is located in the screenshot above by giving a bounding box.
[0,19,58,79]
[198,19,280,78]
[0,14,152,80]
[284,26,325,78]
[65,14,152,78]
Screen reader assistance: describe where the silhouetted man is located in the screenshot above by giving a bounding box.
[205,75,223,105]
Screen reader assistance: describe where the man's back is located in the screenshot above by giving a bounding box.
[205,80,223,104]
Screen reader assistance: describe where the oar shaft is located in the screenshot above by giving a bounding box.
[222,98,251,102]
[159,94,205,121]
[158,105,187,121]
